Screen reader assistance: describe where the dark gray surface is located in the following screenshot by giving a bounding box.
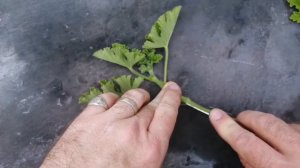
[0,0,299,167]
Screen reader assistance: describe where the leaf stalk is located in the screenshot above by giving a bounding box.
[163,47,169,83]
[181,96,211,115]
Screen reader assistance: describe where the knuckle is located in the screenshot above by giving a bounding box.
[282,131,300,146]
[105,92,119,99]
[253,153,284,168]
[168,89,181,98]
[125,89,149,101]
[237,110,254,120]
[159,101,178,113]
[234,131,254,147]
[164,92,181,105]
[143,104,155,112]
[115,104,133,114]
[256,113,277,130]
[125,89,143,99]
[256,114,300,145]
[256,155,273,168]
[136,88,150,95]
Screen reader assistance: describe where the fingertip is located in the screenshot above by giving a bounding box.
[164,81,181,93]
[209,109,235,136]
[209,108,225,122]
[135,88,151,101]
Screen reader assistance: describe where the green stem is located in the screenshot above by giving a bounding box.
[129,68,211,115]
[163,47,169,83]
[129,68,164,87]
[181,96,211,115]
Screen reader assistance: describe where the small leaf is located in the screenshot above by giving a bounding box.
[93,43,145,69]
[114,76,132,93]
[100,75,145,95]
[132,76,144,88]
[79,87,102,104]
[100,80,116,93]
[138,65,149,73]
[114,75,144,94]
[138,49,163,75]
[288,0,300,10]
[79,75,145,104]
[290,11,300,23]
[288,0,300,23]
[143,6,182,49]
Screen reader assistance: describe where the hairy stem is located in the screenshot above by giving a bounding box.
[129,68,211,115]
[163,47,169,83]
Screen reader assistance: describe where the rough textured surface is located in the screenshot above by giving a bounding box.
[0,0,299,167]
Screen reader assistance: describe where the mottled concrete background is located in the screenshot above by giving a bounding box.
[0,0,299,167]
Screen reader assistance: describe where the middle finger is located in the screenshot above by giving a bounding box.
[135,82,172,129]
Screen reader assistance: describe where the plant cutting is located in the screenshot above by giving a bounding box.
[79,6,211,115]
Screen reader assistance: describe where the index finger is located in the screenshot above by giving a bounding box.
[209,109,283,168]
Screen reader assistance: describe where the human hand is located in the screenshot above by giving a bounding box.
[41,82,181,168]
[209,109,300,168]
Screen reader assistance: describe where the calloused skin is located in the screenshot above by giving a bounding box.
[41,82,300,168]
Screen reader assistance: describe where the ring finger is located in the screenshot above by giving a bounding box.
[82,92,119,116]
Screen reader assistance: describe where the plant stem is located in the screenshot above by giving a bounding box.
[181,96,211,115]
[163,47,169,83]
[129,68,164,87]
[129,68,211,115]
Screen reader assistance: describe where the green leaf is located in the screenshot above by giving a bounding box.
[100,80,116,93]
[138,65,149,74]
[79,87,102,104]
[79,75,144,104]
[114,75,144,94]
[93,43,145,69]
[288,0,300,10]
[143,6,182,49]
[138,49,163,75]
[100,75,144,95]
[290,12,300,23]
[288,0,300,23]
[132,76,144,88]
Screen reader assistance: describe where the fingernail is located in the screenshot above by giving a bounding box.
[166,82,180,91]
[210,109,224,121]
